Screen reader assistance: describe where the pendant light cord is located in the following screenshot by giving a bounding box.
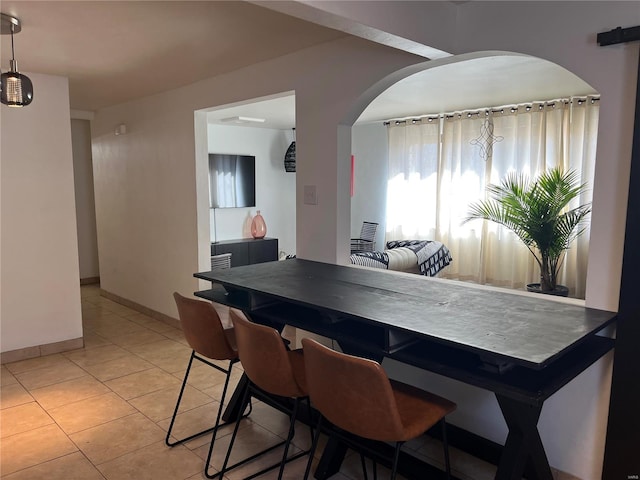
[10,25,15,62]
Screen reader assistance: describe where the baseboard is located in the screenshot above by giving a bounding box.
[80,276,100,285]
[99,289,180,329]
[1,290,178,364]
[1,337,84,364]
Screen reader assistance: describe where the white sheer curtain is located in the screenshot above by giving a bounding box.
[386,97,599,298]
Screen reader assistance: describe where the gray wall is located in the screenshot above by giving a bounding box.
[71,119,100,280]
[351,123,388,250]
[1,73,82,353]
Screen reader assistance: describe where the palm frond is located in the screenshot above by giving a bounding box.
[464,166,590,291]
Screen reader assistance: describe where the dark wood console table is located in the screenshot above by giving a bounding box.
[211,237,278,267]
[195,259,616,480]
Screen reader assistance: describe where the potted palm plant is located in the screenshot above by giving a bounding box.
[464,167,591,295]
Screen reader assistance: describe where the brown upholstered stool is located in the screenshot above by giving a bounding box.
[167,293,250,478]
[301,338,457,480]
[218,309,312,480]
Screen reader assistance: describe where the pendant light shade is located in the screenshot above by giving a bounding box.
[1,64,34,107]
[1,13,34,107]
[284,128,296,173]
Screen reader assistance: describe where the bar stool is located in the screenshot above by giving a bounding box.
[218,309,312,480]
[301,338,457,480]
[167,293,250,471]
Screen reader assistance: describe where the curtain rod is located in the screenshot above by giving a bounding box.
[383,95,600,126]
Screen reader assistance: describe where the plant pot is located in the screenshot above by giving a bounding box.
[526,283,569,297]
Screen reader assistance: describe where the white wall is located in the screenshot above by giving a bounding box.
[92,94,203,318]
[449,5,637,476]
[456,1,637,314]
[89,3,639,478]
[71,119,100,280]
[0,73,82,353]
[377,4,636,479]
[351,123,388,249]
[207,124,296,256]
[91,36,419,319]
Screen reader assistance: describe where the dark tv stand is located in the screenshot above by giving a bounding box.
[211,237,278,267]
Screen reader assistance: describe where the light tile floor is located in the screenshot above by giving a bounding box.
[0,285,577,480]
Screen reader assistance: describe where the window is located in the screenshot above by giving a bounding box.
[386,97,599,298]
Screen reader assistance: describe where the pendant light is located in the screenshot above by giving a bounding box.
[1,13,34,107]
[284,128,296,172]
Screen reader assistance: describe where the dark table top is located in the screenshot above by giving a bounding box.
[195,259,616,370]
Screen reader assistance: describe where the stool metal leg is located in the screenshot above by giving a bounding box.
[217,381,251,479]
[306,397,315,445]
[276,397,300,480]
[166,353,237,447]
[204,357,244,477]
[360,454,369,480]
[242,396,311,480]
[165,351,197,446]
[303,416,324,480]
[390,442,403,480]
[214,382,305,480]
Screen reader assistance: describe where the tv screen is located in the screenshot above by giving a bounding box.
[209,154,256,208]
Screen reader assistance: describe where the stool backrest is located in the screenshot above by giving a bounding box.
[230,310,305,398]
[173,292,236,360]
[302,338,404,442]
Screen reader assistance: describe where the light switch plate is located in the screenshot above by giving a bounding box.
[304,185,317,205]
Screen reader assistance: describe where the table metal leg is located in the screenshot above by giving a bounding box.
[314,436,349,480]
[221,373,250,423]
[495,395,553,480]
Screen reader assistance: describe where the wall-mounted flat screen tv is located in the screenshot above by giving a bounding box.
[209,154,256,208]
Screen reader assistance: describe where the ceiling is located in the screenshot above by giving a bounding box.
[0,1,345,111]
[357,54,597,124]
[0,1,596,121]
[206,54,596,129]
[206,94,296,130]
